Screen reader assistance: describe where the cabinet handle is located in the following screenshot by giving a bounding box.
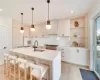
[61,51,64,53]
[62,56,64,57]
[77,49,79,53]
[62,34,64,36]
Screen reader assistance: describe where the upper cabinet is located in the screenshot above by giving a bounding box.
[23,19,71,37]
[42,20,58,35]
[48,20,58,34]
[57,19,70,36]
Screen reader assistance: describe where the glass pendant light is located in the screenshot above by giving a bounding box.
[46,0,51,29]
[30,7,35,31]
[20,13,24,33]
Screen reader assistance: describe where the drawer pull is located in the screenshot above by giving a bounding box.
[77,49,79,53]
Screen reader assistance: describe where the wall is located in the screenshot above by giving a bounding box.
[12,19,30,48]
[12,19,71,47]
[88,0,100,70]
[0,16,12,50]
[24,36,70,47]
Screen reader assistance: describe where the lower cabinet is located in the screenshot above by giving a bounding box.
[61,47,89,66]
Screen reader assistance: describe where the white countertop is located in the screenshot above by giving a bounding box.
[10,47,61,61]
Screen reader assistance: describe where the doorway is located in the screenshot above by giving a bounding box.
[94,16,100,77]
[0,25,7,65]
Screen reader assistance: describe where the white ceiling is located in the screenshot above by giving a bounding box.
[0,0,97,24]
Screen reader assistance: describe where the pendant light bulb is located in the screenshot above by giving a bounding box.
[20,27,24,33]
[30,25,35,31]
[46,20,51,29]
[20,13,24,33]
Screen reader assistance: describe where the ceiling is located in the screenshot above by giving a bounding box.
[0,0,97,24]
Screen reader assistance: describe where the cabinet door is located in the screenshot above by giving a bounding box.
[13,27,24,47]
[64,20,70,36]
[57,20,65,36]
[69,48,78,64]
[58,20,70,36]
[77,48,88,66]
[47,20,58,34]
[63,48,70,62]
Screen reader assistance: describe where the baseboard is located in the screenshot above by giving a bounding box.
[62,61,89,68]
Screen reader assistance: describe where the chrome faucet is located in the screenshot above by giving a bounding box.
[33,40,38,51]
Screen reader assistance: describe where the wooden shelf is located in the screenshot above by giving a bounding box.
[70,37,87,39]
[70,27,84,29]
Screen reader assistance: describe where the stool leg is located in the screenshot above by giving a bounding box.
[24,64,26,80]
[14,63,15,80]
[30,68,32,80]
[18,66,20,80]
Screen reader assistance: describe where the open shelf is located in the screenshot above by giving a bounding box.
[70,27,84,29]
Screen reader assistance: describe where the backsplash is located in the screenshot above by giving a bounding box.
[24,36,70,47]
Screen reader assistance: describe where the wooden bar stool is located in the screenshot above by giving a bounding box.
[9,55,18,80]
[17,58,29,80]
[29,63,49,80]
[4,53,9,76]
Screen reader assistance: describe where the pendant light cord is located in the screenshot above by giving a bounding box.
[47,0,50,21]
[48,3,49,20]
[32,9,33,24]
[32,8,34,25]
[21,13,23,26]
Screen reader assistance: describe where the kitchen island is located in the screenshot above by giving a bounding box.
[9,47,61,80]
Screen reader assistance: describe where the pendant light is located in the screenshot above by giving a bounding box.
[30,7,35,31]
[20,13,24,33]
[46,0,51,29]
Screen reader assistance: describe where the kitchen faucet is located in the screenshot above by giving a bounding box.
[33,40,38,51]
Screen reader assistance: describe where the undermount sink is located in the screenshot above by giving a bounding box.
[33,49,45,52]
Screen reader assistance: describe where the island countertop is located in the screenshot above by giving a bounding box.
[10,47,61,61]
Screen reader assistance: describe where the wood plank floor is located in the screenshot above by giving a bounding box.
[0,62,88,80]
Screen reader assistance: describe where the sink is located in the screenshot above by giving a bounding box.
[33,49,45,52]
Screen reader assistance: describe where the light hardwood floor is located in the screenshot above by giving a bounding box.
[1,62,88,80]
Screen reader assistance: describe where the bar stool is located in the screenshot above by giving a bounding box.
[9,55,18,80]
[29,63,49,80]
[4,53,9,76]
[17,58,29,80]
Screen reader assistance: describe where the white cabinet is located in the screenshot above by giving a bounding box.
[30,19,70,37]
[12,27,29,47]
[57,19,70,36]
[61,47,89,66]
[34,20,58,37]
[61,49,70,62]
[48,20,58,34]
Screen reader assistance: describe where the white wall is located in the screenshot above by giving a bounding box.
[0,16,12,50]
[88,0,100,70]
[12,19,30,48]
[24,36,70,47]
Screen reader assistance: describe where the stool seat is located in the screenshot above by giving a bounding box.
[4,53,9,56]
[30,63,48,79]
[19,63,29,69]
[17,58,27,63]
[9,55,17,60]
[10,60,15,64]
[31,69,41,78]
[4,53,9,60]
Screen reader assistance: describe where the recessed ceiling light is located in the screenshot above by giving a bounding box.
[71,10,74,14]
[0,9,3,12]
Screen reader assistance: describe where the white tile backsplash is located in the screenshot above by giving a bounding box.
[24,36,70,47]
